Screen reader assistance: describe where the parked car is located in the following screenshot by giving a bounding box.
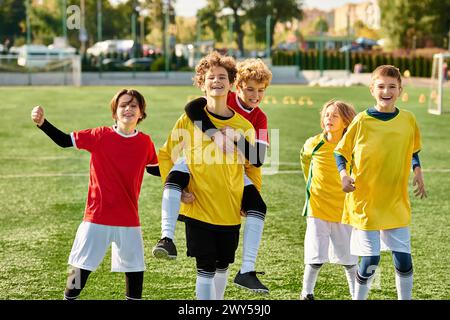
[123,57,154,70]
[87,40,134,57]
[101,58,124,69]
[339,43,364,53]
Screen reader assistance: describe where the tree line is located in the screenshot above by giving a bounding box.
[0,0,448,53]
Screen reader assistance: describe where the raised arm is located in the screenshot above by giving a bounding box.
[31,106,73,148]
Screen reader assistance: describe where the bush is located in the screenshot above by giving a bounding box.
[151,56,166,71]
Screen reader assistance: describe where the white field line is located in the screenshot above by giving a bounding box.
[1,168,450,179]
[0,173,89,179]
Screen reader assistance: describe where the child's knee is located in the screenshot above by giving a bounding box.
[392,251,412,273]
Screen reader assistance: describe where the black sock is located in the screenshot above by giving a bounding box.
[125,271,144,300]
[64,268,91,300]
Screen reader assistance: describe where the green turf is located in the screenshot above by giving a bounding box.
[0,85,448,300]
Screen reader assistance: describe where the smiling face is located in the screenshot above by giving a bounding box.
[322,104,345,135]
[114,94,142,127]
[236,80,267,109]
[202,66,232,98]
[370,76,402,111]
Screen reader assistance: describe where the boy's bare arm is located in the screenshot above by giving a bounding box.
[412,166,427,199]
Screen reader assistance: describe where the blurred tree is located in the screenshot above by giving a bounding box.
[0,0,26,45]
[28,0,61,44]
[314,17,328,34]
[174,16,196,44]
[141,0,176,49]
[197,0,247,55]
[246,0,303,50]
[197,0,223,44]
[379,0,450,49]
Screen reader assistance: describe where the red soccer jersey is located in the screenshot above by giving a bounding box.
[227,91,269,146]
[71,126,158,227]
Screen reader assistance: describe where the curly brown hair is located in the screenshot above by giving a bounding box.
[236,58,272,88]
[193,51,237,89]
[110,89,147,124]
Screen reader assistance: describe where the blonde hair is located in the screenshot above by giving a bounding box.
[110,89,147,124]
[236,58,272,88]
[193,51,237,89]
[320,99,356,133]
[371,65,402,87]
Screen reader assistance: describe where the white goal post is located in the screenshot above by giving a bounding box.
[428,53,450,115]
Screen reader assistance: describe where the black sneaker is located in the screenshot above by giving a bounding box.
[152,237,177,259]
[233,271,269,294]
[300,293,315,300]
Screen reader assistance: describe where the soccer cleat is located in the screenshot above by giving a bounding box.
[152,237,177,260]
[300,293,315,300]
[233,271,269,294]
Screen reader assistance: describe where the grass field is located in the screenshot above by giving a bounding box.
[0,84,449,300]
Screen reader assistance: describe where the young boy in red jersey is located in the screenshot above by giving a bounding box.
[152,58,272,294]
[31,89,159,300]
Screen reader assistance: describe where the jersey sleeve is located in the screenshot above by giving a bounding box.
[146,136,159,167]
[70,127,104,152]
[300,137,314,181]
[158,115,187,184]
[254,112,269,146]
[335,113,360,163]
[412,115,422,154]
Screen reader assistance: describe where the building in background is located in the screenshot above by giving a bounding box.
[334,0,380,35]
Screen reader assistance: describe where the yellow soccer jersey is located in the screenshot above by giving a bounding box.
[159,108,256,226]
[334,109,422,230]
[301,133,345,222]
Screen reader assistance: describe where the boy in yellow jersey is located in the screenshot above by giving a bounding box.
[334,65,427,300]
[153,59,272,293]
[300,100,357,300]
[158,51,256,300]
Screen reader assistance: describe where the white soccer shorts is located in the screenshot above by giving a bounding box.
[304,217,358,265]
[68,221,145,272]
[350,227,411,256]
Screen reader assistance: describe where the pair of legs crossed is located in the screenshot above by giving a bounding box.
[64,221,145,300]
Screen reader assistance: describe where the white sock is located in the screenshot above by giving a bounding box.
[241,215,265,273]
[395,269,413,300]
[196,271,216,300]
[343,265,357,299]
[354,272,375,300]
[214,268,229,300]
[301,264,322,296]
[161,187,181,240]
